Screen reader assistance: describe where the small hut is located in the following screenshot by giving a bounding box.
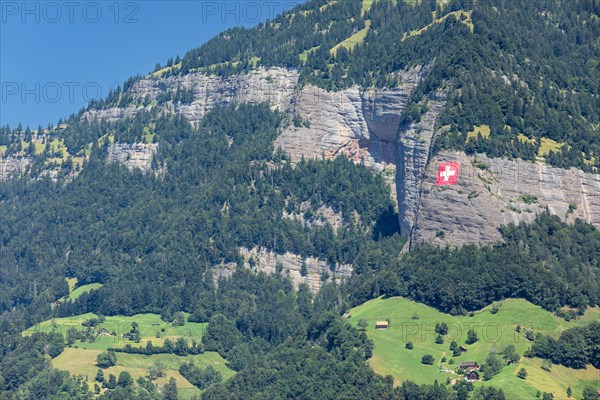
[375,321,389,330]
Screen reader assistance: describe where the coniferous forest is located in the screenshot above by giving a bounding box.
[0,0,599,399]
[1,103,599,399]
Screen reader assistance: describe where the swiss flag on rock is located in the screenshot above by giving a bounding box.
[436,162,460,186]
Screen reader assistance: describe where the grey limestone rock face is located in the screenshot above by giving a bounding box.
[84,65,428,206]
[412,151,600,247]
[213,247,352,294]
[106,143,158,173]
[275,65,428,203]
[0,157,31,180]
[396,89,449,242]
[83,67,299,127]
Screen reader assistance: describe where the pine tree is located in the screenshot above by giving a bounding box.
[95,369,104,382]
[466,329,478,344]
[163,377,178,400]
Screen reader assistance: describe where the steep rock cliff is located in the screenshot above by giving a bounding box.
[106,143,158,173]
[83,67,299,126]
[83,65,429,204]
[10,64,596,251]
[275,65,427,202]
[396,89,448,241]
[214,247,352,294]
[412,150,600,247]
[0,157,30,180]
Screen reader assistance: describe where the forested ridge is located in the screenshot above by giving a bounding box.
[1,0,597,170]
[172,0,599,170]
[1,103,599,399]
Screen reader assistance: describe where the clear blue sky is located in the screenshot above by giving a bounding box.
[0,0,306,129]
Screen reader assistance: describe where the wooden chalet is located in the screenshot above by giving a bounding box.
[375,321,389,330]
[457,361,479,370]
[465,370,480,382]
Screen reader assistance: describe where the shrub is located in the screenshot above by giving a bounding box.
[421,354,434,365]
[466,329,478,344]
[96,351,117,368]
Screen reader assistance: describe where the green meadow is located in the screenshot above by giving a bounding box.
[348,297,600,399]
[52,348,231,399]
[331,20,372,55]
[24,313,208,348]
[24,313,233,399]
[59,283,103,303]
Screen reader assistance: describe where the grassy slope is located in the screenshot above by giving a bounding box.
[300,46,320,63]
[404,10,473,41]
[59,283,103,302]
[538,137,565,157]
[24,313,207,348]
[466,124,491,141]
[53,348,231,398]
[348,297,600,399]
[24,313,233,399]
[331,20,372,55]
[330,0,376,55]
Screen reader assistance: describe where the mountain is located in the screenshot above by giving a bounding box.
[0,0,599,398]
[1,0,598,248]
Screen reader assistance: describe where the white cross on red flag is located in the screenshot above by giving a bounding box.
[436,162,460,185]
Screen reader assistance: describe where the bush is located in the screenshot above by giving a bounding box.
[466,329,478,344]
[357,319,368,331]
[541,359,552,372]
[118,371,134,387]
[172,312,186,327]
[405,341,414,350]
[421,354,434,365]
[179,362,222,389]
[517,368,527,379]
[96,351,117,368]
[435,322,448,335]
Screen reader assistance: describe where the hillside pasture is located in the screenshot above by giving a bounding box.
[25,312,232,399]
[348,297,600,399]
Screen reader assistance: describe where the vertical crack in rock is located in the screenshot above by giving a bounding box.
[396,89,449,249]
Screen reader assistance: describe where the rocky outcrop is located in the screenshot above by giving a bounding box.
[282,201,344,231]
[275,65,428,202]
[396,89,448,241]
[0,157,31,180]
[412,150,600,247]
[106,143,158,172]
[84,65,427,203]
[214,247,352,294]
[83,67,299,126]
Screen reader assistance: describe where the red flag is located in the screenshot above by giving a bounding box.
[436,162,460,185]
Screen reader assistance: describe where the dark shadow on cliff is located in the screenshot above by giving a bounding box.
[373,205,401,240]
